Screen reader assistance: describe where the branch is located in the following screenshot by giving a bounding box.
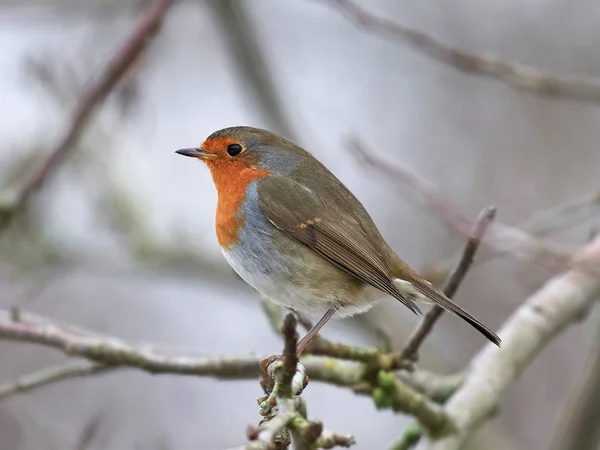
[0,320,261,378]
[430,234,600,450]
[402,206,496,361]
[237,314,355,450]
[262,299,412,371]
[0,361,114,400]
[0,310,454,439]
[397,370,465,405]
[210,0,297,141]
[0,0,175,228]
[423,190,600,287]
[321,0,600,103]
[347,137,598,276]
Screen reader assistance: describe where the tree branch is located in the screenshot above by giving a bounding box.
[0,361,114,400]
[430,234,600,450]
[238,314,355,450]
[0,0,175,228]
[210,0,297,141]
[347,137,598,276]
[0,311,454,438]
[402,206,496,361]
[0,319,261,378]
[321,0,600,103]
[423,190,600,287]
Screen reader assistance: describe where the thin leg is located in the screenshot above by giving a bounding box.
[296,306,338,356]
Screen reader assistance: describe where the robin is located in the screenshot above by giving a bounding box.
[176,126,501,354]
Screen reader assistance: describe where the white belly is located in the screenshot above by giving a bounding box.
[221,248,382,319]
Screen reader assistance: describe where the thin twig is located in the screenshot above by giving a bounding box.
[401,206,496,361]
[397,369,465,404]
[423,191,600,286]
[240,314,355,450]
[263,304,409,370]
[210,0,297,141]
[347,137,599,276]
[0,309,447,398]
[0,310,449,438]
[0,0,175,228]
[277,314,300,399]
[0,320,261,378]
[322,0,600,103]
[431,234,600,450]
[0,362,114,400]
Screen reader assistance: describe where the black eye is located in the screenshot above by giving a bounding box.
[226,143,243,157]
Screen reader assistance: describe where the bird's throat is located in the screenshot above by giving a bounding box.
[207,159,270,248]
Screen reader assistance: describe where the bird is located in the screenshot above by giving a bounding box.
[175,126,501,354]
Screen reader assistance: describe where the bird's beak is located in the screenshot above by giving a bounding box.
[175,147,212,160]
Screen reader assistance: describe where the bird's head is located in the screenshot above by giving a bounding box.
[175,126,305,184]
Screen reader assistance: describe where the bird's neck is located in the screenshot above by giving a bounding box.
[206,160,270,249]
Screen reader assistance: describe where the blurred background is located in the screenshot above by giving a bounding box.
[1,0,600,449]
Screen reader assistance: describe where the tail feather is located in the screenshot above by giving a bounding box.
[395,277,502,347]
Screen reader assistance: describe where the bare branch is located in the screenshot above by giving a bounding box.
[316,429,356,449]
[424,191,600,287]
[402,206,496,361]
[0,310,453,439]
[430,235,600,450]
[321,0,600,103]
[278,314,300,398]
[0,0,175,228]
[347,137,598,276]
[262,301,412,371]
[210,0,297,141]
[0,320,261,378]
[239,315,354,450]
[397,370,465,404]
[0,361,114,400]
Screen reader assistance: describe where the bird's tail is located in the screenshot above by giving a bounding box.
[393,276,501,347]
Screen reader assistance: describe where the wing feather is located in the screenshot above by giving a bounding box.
[257,177,421,314]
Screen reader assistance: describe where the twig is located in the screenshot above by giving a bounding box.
[0,320,261,378]
[260,297,284,335]
[0,309,447,400]
[397,370,465,404]
[322,0,600,103]
[236,412,295,450]
[430,234,600,450]
[0,361,113,400]
[347,137,598,276]
[210,0,297,141]
[263,302,410,370]
[239,314,355,450]
[362,371,455,438]
[0,310,453,440]
[423,191,600,286]
[0,0,175,228]
[390,422,422,450]
[401,207,496,361]
[278,314,300,399]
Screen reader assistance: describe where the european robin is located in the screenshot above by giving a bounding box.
[176,126,501,353]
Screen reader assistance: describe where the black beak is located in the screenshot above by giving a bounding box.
[175,147,204,158]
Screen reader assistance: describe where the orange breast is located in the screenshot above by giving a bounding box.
[205,158,270,248]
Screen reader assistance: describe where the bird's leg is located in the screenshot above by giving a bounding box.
[259,307,338,385]
[296,306,338,356]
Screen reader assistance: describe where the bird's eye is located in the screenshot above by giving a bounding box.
[226,143,243,157]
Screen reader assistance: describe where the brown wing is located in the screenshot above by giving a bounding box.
[257,176,420,314]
